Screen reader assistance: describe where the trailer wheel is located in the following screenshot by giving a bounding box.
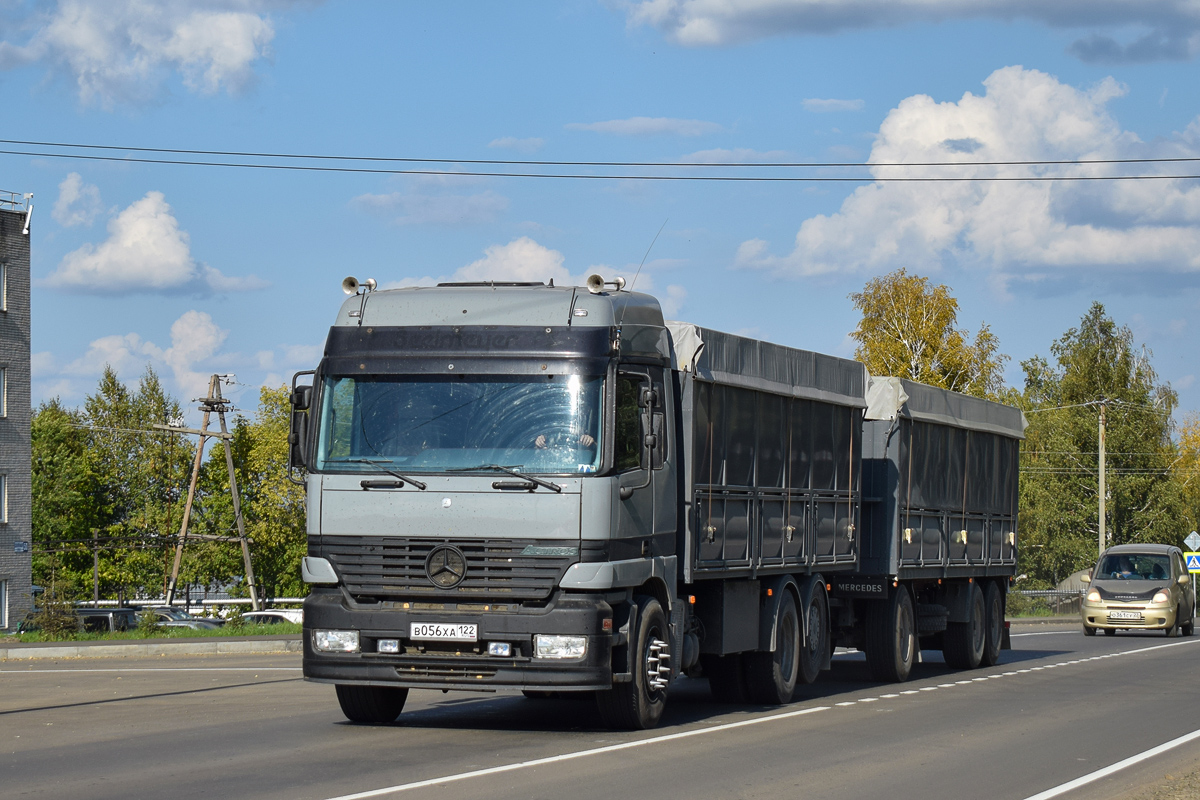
[334,685,408,724]
[865,587,916,682]
[797,583,829,685]
[745,589,800,705]
[981,582,1004,667]
[943,581,986,669]
[701,653,749,704]
[596,595,669,730]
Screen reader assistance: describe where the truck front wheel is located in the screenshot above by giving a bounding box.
[865,587,915,682]
[596,595,670,730]
[335,684,408,724]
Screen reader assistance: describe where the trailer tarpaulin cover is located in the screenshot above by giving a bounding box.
[666,321,866,407]
[864,376,1027,439]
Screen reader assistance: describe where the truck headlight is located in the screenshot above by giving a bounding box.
[534,635,587,659]
[313,629,360,653]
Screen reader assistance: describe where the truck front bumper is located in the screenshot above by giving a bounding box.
[302,589,614,692]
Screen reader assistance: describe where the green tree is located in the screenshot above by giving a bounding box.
[1018,303,1185,587]
[849,268,1008,398]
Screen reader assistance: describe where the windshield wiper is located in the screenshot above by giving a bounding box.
[332,458,428,490]
[447,464,562,493]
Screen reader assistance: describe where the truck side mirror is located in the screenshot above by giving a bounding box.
[288,372,315,483]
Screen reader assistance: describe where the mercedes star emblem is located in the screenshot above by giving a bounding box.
[426,545,467,588]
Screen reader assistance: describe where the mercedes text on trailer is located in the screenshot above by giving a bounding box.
[290,277,1025,729]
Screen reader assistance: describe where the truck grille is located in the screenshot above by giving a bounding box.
[320,536,576,601]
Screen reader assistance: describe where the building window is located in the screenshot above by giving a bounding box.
[0,580,7,629]
[0,366,6,417]
[0,475,6,523]
[0,262,6,312]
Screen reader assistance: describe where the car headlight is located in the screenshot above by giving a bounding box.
[534,634,587,659]
[1087,590,1101,602]
[313,629,360,652]
[1152,590,1171,605]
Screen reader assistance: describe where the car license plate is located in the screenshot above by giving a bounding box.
[410,622,477,642]
[1108,610,1142,621]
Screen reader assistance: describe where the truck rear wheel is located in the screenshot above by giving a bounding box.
[865,587,915,682]
[798,583,828,685]
[943,581,986,669]
[335,685,408,724]
[981,582,1004,667]
[596,595,670,730]
[745,590,800,705]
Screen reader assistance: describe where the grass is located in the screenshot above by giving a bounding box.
[6,622,302,644]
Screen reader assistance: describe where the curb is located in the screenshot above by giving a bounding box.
[0,636,302,661]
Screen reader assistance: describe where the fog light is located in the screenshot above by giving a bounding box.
[313,629,360,653]
[378,639,400,654]
[488,642,512,657]
[534,635,587,659]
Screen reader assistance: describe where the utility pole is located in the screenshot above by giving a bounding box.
[160,375,260,611]
[1098,402,1107,558]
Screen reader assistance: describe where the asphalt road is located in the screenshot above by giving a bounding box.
[3,623,1199,800]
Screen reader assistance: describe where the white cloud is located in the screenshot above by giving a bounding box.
[626,0,1200,62]
[679,147,791,163]
[60,310,227,400]
[802,98,865,113]
[52,172,102,227]
[382,237,690,318]
[735,66,1200,281]
[354,189,509,226]
[566,117,722,136]
[488,137,546,152]
[0,0,301,106]
[47,191,267,294]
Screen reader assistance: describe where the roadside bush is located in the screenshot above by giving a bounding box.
[136,610,163,636]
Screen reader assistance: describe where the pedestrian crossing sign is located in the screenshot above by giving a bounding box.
[1186,552,1200,574]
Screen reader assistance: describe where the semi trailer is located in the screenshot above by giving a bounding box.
[290,277,1025,729]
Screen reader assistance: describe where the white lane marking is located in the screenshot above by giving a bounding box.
[0,667,301,674]
[323,636,1200,800]
[1011,631,1080,637]
[1021,726,1200,800]
[322,705,832,800]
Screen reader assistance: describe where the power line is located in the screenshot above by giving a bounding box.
[6,137,1200,169]
[4,146,1199,183]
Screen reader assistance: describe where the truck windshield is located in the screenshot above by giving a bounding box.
[315,373,603,475]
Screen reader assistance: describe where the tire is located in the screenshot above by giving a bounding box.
[1103,628,1116,636]
[865,587,916,683]
[1082,625,1097,636]
[1182,607,1194,637]
[943,581,986,670]
[595,595,670,730]
[745,590,801,704]
[335,684,408,724]
[798,583,829,686]
[522,690,557,699]
[701,653,749,704]
[981,582,1004,667]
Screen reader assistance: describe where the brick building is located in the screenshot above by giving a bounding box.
[0,191,32,631]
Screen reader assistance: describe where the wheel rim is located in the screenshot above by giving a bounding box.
[806,602,824,659]
[645,634,671,693]
[780,608,798,678]
[897,603,914,663]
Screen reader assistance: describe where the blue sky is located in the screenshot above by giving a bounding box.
[2,0,1199,425]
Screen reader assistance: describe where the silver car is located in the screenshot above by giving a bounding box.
[1081,543,1196,636]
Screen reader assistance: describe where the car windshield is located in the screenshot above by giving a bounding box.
[157,608,193,620]
[315,373,603,475]
[1097,553,1171,581]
